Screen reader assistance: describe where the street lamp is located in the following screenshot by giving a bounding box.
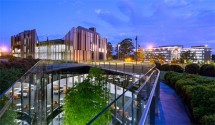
[118,44,120,60]
[135,36,138,64]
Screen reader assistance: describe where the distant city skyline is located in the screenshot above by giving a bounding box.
[0,0,215,53]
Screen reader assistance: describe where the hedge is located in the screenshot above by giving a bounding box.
[185,64,200,74]
[164,72,215,124]
[160,64,170,71]
[199,64,215,77]
[160,63,215,77]
[201,114,215,125]
[169,65,184,73]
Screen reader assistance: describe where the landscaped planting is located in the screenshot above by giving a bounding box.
[0,56,38,124]
[157,62,215,77]
[0,96,17,125]
[199,64,215,77]
[185,64,200,74]
[63,67,110,125]
[164,72,215,124]
[169,65,184,73]
[160,64,170,71]
[0,56,38,94]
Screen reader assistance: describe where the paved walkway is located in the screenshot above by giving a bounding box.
[155,82,192,125]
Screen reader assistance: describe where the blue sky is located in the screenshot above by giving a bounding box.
[0,0,215,53]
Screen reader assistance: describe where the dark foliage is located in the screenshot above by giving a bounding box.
[170,65,184,73]
[164,72,215,124]
[154,62,161,70]
[199,64,215,77]
[0,56,38,94]
[185,64,200,74]
[160,64,170,71]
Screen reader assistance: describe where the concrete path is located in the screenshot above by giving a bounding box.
[155,82,192,125]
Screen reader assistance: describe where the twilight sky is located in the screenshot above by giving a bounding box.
[0,0,215,53]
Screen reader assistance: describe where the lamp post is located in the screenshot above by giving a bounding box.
[135,36,138,64]
[118,44,120,60]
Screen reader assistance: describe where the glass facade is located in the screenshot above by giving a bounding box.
[144,45,212,62]
[11,26,107,62]
[35,44,65,60]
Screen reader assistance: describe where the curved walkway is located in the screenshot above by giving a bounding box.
[155,82,192,125]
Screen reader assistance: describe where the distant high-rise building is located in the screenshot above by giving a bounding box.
[11,26,107,62]
[181,45,212,63]
[143,45,212,63]
[144,45,183,62]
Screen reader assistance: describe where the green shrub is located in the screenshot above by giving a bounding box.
[164,71,177,85]
[163,71,215,124]
[185,64,200,74]
[175,79,196,97]
[170,65,184,73]
[160,64,170,71]
[199,64,215,77]
[180,74,201,82]
[0,106,17,125]
[0,68,22,94]
[191,86,215,122]
[193,106,207,122]
[169,74,183,88]
[182,85,195,105]
[201,114,215,125]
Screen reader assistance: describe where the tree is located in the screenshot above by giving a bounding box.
[156,53,165,60]
[134,48,145,61]
[107,42,113,60]
[64,68,110,125]
[115,38,134,59]
[180,50,195,63]
[212,54,215,62]
[0,68,22,94]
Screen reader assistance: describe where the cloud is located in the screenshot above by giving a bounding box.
[94,9,110,15]
[95,9,102,14]
[94,9,125,27]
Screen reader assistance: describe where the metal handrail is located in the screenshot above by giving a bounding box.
[139,68,160,124]
[87,66,156,125]
[135,70,156,94]
[0,60,43,98]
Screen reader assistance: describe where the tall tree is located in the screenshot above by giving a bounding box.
[115,38,134,59]
[106,42,113,60]
[134,47,145,61]
[212,54,215,62]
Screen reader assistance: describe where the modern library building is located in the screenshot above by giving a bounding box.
[11,26,107,62]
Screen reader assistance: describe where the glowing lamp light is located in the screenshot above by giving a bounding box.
[125,57,131,62]
[0,46,8,52]
[147,45,153,50]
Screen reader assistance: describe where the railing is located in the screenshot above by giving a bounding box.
[0,60,158,125]
[138,69,160,125]
[0,97,13,118]
[88,61,154,76]
[87,68,160,125]
[0,60,44,98]
[0,60,44,116]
